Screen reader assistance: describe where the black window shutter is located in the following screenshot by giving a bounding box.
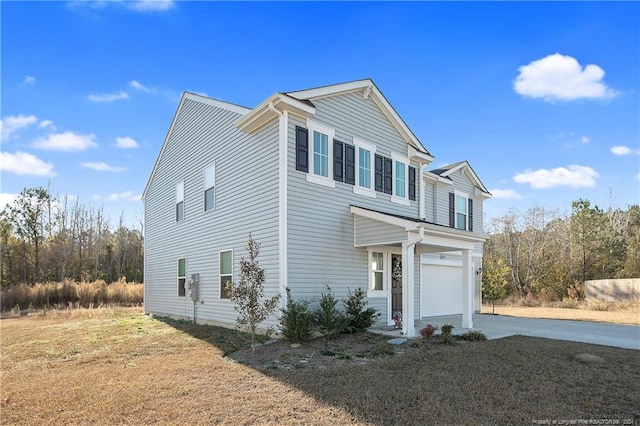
[383,157,393,195]
[295,126,308,172]
[344,144,355,185]
[408,166,416,201]
[468,198,474,232]
[333,140,344,182]
[449,192,455,228]
[374,154,384,192]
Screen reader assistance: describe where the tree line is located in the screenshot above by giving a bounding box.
[1,187,143,287]
[482,199,640,301]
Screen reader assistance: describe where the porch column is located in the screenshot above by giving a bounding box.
[462,249,474,329]
[401,242,416,337]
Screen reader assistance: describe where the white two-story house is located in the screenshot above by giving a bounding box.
[142,79,491,337]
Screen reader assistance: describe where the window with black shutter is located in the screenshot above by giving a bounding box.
[333,140,344,182]
[375,154,384,192]
[468,198,474,232]
[408,166,416,201]
[383,157,393,195]
[449,192,455,228]
[344,144,355,185]
[295,126,308,172]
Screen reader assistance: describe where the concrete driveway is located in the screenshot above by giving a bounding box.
[420,314,640,350]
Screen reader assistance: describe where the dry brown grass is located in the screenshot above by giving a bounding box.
[1,279,143,312]
[483,303,640,325]
[2,308,638,425]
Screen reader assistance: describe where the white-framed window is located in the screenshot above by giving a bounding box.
[176,181,184,221]
[306,120,335,188]
[455,193,468,231]
[204,164,215,211]
[370,251,384,293]
[353,137,376,198]
[219,249,233,299]
[177,258,186,298]
[391,154,409,206]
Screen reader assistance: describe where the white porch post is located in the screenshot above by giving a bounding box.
[401,242,416,337]
[462,249,474,329]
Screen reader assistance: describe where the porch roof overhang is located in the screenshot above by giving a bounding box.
[350,205,486,251]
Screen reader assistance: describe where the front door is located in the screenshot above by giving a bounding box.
[391,254,402,321]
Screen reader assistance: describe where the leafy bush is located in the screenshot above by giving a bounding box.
[314,286,348,339]
[343,288,380,333]
[440,323,456,345]
[459,331,487,342]
[419,324,438,339]
[280,289,314,343]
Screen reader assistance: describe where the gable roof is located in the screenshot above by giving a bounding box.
[141,92,250,201]
[429,161,492,197]
[286,79,433,160]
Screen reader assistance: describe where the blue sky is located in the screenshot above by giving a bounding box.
[1,1,639,229]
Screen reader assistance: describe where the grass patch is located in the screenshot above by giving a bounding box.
[2,308,638,425]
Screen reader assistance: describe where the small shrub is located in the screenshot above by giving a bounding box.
[343,288,380,333]
[419,324,438,339]
[314,286,348,339]
[459,331,487,342]
[280,289,314,343]
[372,341,395,356]
[440,323,456,345]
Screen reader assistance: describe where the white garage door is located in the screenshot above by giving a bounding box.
[422,262,463,317]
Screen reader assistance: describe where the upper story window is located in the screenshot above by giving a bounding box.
[305,121,336,187]
[354,138,376,197]
[391,154,409,206]
[176,181,184,222]
[204,164,215,211]
[449,192,474,231]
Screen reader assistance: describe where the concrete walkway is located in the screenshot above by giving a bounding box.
[419,314,640,350]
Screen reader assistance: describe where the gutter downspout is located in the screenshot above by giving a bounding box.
[402,226,425,337]
[269,102,289,316]
[419,164,425,220]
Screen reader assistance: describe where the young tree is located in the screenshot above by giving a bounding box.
[228,234,280,351]
[482,258,510,314]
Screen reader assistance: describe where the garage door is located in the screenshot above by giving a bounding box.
[422,261,463,317]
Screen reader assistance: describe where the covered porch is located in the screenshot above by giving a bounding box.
[351,205,486,337]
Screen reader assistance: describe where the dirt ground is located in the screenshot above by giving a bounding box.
[481,305,640,325]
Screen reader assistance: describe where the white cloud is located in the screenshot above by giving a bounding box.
[489,188,522,199]
[129,80,152,93]
[23,76,36,86]
[81,162,126,172]
[514,53,617,101]
[38,120,54,129]
[0,151,56,177]
[115,136,140,149]
[581,136,590,144]
[32,131,97,151]
[109,191,141,201]
[1,114,38,141]
[125,0,175,12]
[0,193,17,210]
[514,165,598,189]
[636,172,640,181]
[88,90,130,102]
[610,145,640,156]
